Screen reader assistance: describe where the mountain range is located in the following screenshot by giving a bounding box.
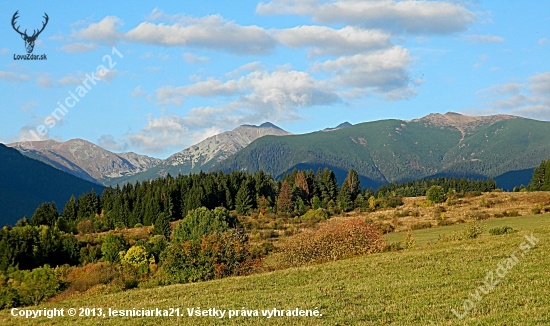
[213,113,550,189]
[0,144,104,226]
[4,113,550,194]
[7,122,290,186]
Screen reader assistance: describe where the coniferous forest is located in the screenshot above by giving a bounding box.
[0,166,509,309]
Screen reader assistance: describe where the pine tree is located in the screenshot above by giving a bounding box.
[277,180,293,213]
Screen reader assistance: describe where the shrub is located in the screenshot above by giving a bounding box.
[458,222,485,239]
[375,222,395,234]
[376,196,404,209]
[61,262,117,294]
[77,220,94,234]
[437,219,454,226]
[411,222,432,230]
[7,265,65,306]
[489,226,515,236]
[402,230,416,249]
[158,229,258,285]
[101,233,128,263]
[417,200,434,207]
[173,207,237,243]
[438,222,485,242]
[280,218,386,267]
[300,208,329,222]
[426,186,446,203]
[120,246,152,269]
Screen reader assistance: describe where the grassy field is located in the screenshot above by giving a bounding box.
[385,213,550,246]
[2,213,549,325]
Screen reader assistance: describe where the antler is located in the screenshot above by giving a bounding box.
[31,13,49,38]
[11,11,26,37]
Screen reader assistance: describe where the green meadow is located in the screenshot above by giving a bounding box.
[2,213,549,325]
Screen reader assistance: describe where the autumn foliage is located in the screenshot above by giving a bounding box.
[280,218,386,266]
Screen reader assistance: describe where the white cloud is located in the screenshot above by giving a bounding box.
[275,25,391,57]
[20,101,38,112]
[127,68,340,153]
[131,85,148,98]
[125,12,277,55]
[182,53,210,64]
[59,42,98,53]
[257,0,475,35]
[97,69,118,82]
[139,52,154,59]
[156,78,240,106]
[462,34,505,44]
[37,75,54,87]
[0,48,9,54]
[72,16,124,45]
[477,73,550,120]
[312,46,417,100]
[58,73,83,85]
[97,134,128,152]
[0,71,31,82]
[538,38,548,45]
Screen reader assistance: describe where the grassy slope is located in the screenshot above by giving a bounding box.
[214,117,550,186]
[385,212,550,245]
[214,119,462,183]
[2,214,549,325]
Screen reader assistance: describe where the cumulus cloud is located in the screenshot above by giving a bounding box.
[275,25,391,57]
[131,85,148,98]
[20,101,39,112]
[37,75,54,87]
[312,46,418,100]
[58,73,83,85]
[97,134,128,152]
[72,16,124,45]
[182,53,210,64]
[0,71,31,82]
[59,42,98,53]
[125,68,341,153]
[462,34,505,44]
[125,12,277,55]
[257,0,475,35]
[476,73,550,120]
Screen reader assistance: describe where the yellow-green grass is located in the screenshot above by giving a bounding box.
[385,213,550,246]
[2,225,549,325]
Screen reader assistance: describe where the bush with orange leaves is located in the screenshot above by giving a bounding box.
[280,218,386,267]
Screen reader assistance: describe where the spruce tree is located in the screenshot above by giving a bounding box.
[235,184,252,215]
[153,212,171,239]
[277,180,293,213]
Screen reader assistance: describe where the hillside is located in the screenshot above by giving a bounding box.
[213,113,550,189]
[7,139,161,185]
[3,213,549,325]
[115,122,291,185]
[0,144,104,226]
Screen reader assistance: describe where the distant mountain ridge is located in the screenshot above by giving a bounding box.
[7,139,161,185]
[213,112,550,190]
[0,144,104,226]
[106,122,291,185]
[323,121,353,132]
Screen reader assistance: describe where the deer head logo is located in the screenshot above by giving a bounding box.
[12,11,49,54]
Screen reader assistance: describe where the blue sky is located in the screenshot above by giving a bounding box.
[1,0,550,158]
